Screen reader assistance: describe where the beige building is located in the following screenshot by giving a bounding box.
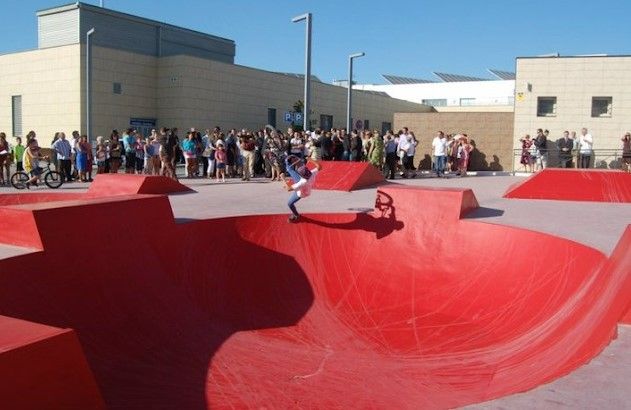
[394,112,514,171]
[513,55,631,167]
[0,3,428,146]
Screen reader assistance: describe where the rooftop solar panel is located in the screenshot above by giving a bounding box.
[275,72,322,82]
[382,74,435,85]
[433,72,489,82]
[488,69,516,80]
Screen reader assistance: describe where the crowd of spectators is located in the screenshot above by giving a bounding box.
[0,126,480,186]
[519,127,631,172]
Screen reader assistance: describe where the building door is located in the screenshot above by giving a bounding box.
[320,114,333,131]
[381,122,392,134]
[130,118,156,138]
[267,108,277,128]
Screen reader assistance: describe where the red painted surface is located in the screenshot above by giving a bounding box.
[504,168,631,202]
[0,185,630,408]
[0,316,105,409]
[313,161,385,191]
[87,174,194,197]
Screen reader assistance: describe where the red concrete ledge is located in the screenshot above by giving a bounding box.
[0,316,105,409]
[504,169,631,203]
[87,174,195,197]
[312,161,385,191]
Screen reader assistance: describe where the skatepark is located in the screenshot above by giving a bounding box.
[1,167,630,409]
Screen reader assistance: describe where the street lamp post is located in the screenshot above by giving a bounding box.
[86,28,96,138]
[346,52,365,133]
[291,13,312,131]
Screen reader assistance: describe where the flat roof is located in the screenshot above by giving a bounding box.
[516,54,631,60]
[37,2,235,45]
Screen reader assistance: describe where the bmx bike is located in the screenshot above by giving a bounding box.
[10,161,64,190]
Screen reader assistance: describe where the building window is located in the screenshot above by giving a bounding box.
[319,114,333,131]
[537,96,557,117]
[460,98,476,106]
[12,96,22,137]
[113,82,122,94]
[421,98,447,107]
[363,119,370,130]
[267,108,277,128]
[591,97,612,118]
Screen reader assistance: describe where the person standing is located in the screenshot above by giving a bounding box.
[13,136,25,173]
[349,131,362,161]
[52,132,73,181]
[241,133,256,181]
[367,131,384,170]
[432,131,448,177]
[0,132,9,185]
[534,128,548,170]
[578,128,593,168]
[621,132,631,173]
[519,135,534,173]
[158,127,177,180]
[384,131,398,179]
[122,128,136,174]
[557,130,574,168]
[109,132,123,173]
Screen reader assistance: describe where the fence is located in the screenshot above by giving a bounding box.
[512,148,629,173]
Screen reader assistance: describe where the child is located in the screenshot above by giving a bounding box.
[283,155,322,223]
[95,143,108,174]
[13,137,25,172]
[23,139,48,188]
[214,140,227,182]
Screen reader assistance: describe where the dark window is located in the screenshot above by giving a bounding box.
[267,108,277,128]
[113,82,122,94]
[537,97,557,117]
[421,98,447,107]
[12,96,22,137]
[320,114,333,131]
[591,97,612,118]
[363,119,370,130]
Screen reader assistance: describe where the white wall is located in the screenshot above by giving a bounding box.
[354,80,515,107]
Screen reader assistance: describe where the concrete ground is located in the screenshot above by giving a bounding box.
[1,171,630,408]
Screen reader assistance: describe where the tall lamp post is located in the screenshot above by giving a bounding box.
[86,28,96,138]
[291,13,312,131]
[346,52,365,133]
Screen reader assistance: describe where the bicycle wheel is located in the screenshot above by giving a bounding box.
[10,172,30,190]
[44,171,64,189]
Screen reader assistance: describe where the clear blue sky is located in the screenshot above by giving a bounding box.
[2,0,630,84]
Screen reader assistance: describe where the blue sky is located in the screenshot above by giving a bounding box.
[2,0,630,84]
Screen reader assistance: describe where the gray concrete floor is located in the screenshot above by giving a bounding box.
[1,172,631,408]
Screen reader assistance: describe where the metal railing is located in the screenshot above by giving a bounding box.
[511,148,629,174]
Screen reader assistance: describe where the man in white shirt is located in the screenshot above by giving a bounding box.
[397,127,416,178]
[432,131,448,177]
[578,128,593,169]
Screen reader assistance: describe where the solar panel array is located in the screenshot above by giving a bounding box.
[275,72,322,83]
[433,72,489,82]
[488,69,516,80]
[382,74,435,85]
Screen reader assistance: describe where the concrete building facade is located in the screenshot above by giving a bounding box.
[513,55,631,167]
[0,2,428,145]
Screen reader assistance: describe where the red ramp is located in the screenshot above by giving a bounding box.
[313,161,385,191]
[505,168,631,202]
[0,187,630,408]
[0,316,105,409]
[87,174,194,197]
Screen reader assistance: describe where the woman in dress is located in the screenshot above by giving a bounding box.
[75,135,90,182]
[519,134,534,173]
[368,131,384,170]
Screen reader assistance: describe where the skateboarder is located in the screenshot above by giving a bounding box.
[283,155,321,223]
